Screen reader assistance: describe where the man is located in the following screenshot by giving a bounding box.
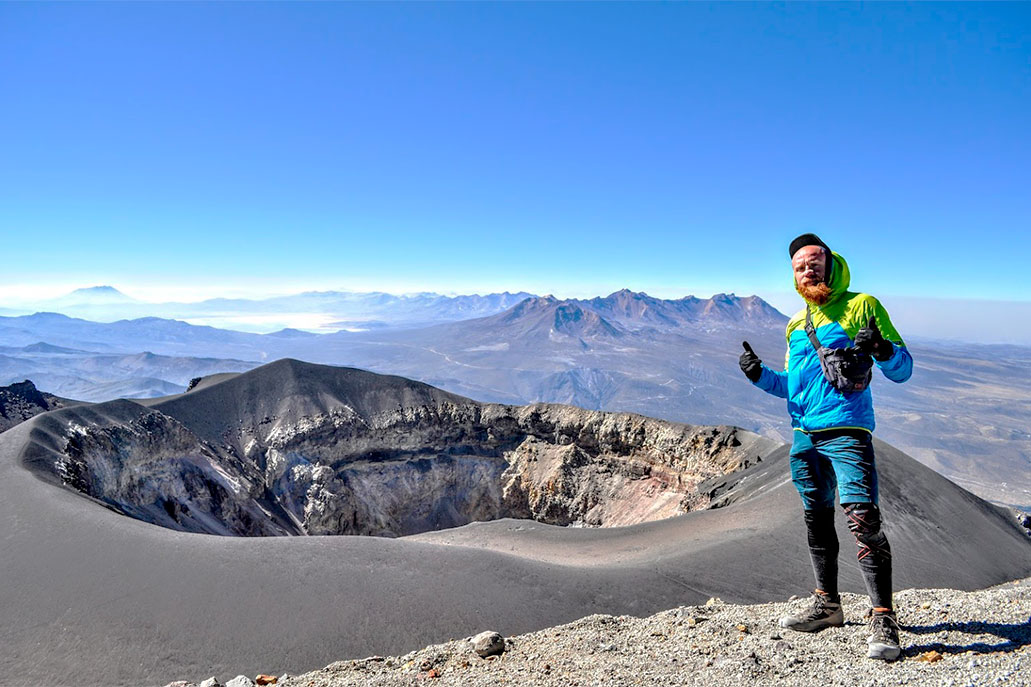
[738,233,913,661]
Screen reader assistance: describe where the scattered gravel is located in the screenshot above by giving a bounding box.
[172,580,1030,687]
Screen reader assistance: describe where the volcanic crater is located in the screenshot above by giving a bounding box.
[24,359,778,537]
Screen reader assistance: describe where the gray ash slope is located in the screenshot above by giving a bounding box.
[0,359,1028,687]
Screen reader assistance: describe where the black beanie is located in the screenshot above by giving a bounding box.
[789,233,830,258]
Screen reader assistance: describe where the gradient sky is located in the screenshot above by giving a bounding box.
[2,3,1029,314]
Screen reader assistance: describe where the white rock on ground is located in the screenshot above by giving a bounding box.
[470,631,505,657]
[261,582,1030,687]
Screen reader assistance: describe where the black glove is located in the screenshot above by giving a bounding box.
[854,316,893,361]
[739,341,763,383]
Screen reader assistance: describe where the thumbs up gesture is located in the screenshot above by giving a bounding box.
[739,341,763,382]
[854,316,892,361]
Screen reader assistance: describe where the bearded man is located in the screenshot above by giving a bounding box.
[738,233,913,660]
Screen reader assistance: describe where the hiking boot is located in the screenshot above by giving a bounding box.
[867,610,901,661]
[778,592,844,632]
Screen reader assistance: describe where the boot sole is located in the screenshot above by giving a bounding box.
[775,610,841,631]
[867,643,901,661]
[778,615,845,632]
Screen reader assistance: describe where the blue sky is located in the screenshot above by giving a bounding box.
[1,3,1029,317]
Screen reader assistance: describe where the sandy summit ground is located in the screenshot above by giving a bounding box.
[171,581,1031,687]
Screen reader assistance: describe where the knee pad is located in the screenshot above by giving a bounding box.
[842,502,891,562]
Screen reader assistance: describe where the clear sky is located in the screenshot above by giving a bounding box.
[2,3,1029,312]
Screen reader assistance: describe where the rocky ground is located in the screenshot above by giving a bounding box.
[0,380,64,432]
[168,581,1031,687]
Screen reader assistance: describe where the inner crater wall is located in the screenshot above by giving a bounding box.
[33,399,778,537]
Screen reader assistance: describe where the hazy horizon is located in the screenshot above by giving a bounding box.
[2,282,1029,345]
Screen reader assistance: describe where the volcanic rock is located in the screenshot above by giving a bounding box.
[470,631,505,657]
[0,380,65,433]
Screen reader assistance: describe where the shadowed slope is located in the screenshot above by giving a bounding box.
[147,358,473,446]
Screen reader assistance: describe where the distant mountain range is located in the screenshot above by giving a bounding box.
[583,289,787,329]
[0,289,1028,509]
[7,286,538,332]
[0,342,257,399]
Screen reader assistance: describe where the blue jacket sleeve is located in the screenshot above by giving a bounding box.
[876,343,913,383]
[754,365,788,399]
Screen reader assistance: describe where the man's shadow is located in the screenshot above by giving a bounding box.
[898,619,1031,656]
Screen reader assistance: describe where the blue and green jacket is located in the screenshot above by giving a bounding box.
[752,251,913,433]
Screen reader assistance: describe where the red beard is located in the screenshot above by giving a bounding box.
[796,281,832,305]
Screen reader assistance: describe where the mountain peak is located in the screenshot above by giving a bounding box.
[25,311,77,322]
[504,295,560,317]
[51,286,136,306]
[605,288,653,301]
[71,285,123,294]
[264,328,318,338]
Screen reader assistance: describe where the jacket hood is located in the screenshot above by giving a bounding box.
[796,250,851,306]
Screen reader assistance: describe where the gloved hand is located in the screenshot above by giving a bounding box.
[854,316,893,361]
[739,341,763,382]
